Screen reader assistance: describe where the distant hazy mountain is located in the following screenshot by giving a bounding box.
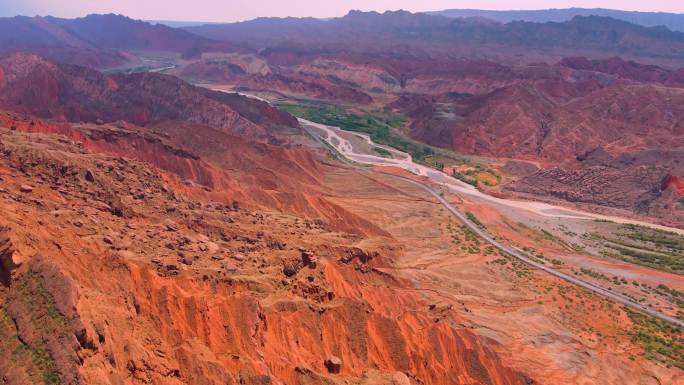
[0,14,239,68]
[146,20,223,28]
[428,8,684,32]
[186,10,684,66]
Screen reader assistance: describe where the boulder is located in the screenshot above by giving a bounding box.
[282,258,303,277]
[392,372,411,385]
[165,264,179,271]
[222,263,238,272]
[84,169,96,182]
[301,250,318,268]
[324,356,342,374]
[180,257,193,265]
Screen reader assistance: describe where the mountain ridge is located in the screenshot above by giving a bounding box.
[185,10,684,67]
[0,14,242,68]
[429,7,684,32]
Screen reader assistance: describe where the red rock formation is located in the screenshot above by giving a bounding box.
[560,56,684,86]
[0,127,532,385]
[505,148,684,226]
[0,53,297,143]
[180,58,374,104]
[0,110,389,238]
[661,174,684,196]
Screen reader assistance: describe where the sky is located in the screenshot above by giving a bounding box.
[1,1,683,23]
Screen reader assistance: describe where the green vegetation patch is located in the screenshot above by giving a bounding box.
[445,221,486,256]
[373,147,392,158]
[452,170,479,187]
[621,224,684,251]
[653,284,684,309]
[451,165,501,187]
[279,100,505,182]
[465,211,486,230]
[14,271,68,326]
[590,224,684,274]
[576,267,610,282]
[506,222,578,254]
[0,271,70,385]
[626,308,684,369]
[277,101,442,161]
[0,270,67,385]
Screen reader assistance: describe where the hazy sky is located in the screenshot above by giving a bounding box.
[2,1,683,22]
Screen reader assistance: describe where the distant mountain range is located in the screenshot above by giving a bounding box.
[186,10,684,67]
[0,14,239,67]
[145,20,223,28]
[429,8,684,32]
[2,11,684,70]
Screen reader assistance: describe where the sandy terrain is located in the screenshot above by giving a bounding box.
[319,164,684,385]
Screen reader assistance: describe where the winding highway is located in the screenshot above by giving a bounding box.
[299,119,684,328]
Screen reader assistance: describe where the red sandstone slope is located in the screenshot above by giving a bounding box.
[505,147,684,226]
[387,70,684,223]
[422,82,684,161]
[560,56,684,86]
[0,53,297,142]
[181,64,375,104]
[379,58,683,166]
[0,16,125,68]
[0,109,532,385]
[173,46,684,223]
[0,54,394,235]
[0,109,388,239]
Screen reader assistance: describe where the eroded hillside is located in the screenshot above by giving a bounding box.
[0,120,536,384]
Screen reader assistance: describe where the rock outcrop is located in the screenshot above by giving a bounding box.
[505,148,684,225]
[0,126,531,385]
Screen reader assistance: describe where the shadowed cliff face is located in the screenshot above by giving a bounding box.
[0,124,533,385]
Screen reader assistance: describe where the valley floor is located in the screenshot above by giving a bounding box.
[320,153,684,385]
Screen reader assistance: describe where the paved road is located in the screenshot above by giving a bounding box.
[301,123,684,328]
